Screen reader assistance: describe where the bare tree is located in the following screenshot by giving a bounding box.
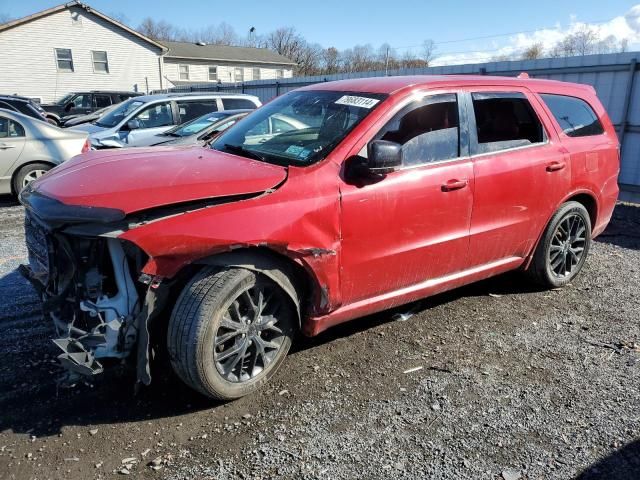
[322,47,340,74]
[421,39,436,66]
[138,18,182,41]
[195,22,240,45]
[522,42,544,60]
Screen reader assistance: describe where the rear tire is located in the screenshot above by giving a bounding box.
[13,162,52,195]
[527,201,591,288]
[167,267,294,400]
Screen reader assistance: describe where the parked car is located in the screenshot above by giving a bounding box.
[0,109,88,196]
[71,93,261,148]
[128,109,252,147]
[0,95,51,124]
[20,75,619,400]
[134,110,308,148]
[40,91,142,125]
[61,103,117,128]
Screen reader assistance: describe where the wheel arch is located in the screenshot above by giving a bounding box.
[523,191,598,270]
[10,160,57,195]
[564,191,598,230]
[191,247,317,329]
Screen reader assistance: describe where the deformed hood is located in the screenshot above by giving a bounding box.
[29,146,287,214]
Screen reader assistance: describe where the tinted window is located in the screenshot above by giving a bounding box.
[471,92,545,154]
[540,94,604,137]
[0,101,17,113]
[0,117,25,138]
[94,95,112,108]
[223,98,257,110]
[71,95,91,109]
[176,100,217,123]
[134,102,174,128]
[379,93,460,166]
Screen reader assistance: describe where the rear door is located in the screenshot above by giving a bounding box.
[175,99,218,124]
[463,88,570,266]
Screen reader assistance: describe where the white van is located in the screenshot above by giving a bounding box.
[72,93,261,148]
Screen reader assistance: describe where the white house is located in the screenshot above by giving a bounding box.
[161,41,295,86]
[0,2,167,103]
[0,2,296,104]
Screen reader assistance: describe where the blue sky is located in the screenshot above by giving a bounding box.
[3,0,639,62]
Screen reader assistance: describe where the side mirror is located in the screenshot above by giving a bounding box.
[367,140,402,174]
[127,119,140,130]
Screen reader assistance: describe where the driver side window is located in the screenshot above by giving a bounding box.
[133,102,174,129]
[379,94,460,167]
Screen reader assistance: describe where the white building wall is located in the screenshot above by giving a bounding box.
[163,58,293,85]
[0,6,163,103]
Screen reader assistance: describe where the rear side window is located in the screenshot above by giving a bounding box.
[379,93,460,166]
[222,98,258,110]
[0,117,25,138]
[471,92,545,154]
[94,95,112,108]
[177,100,217,123]
[540,94,604,137]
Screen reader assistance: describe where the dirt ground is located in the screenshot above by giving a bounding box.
[0,196,638,480]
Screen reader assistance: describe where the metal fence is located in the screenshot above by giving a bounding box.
[157,52,640,198]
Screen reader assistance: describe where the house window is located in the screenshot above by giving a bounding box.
[179,65,189,80]
[252,67,260,80]
[234,67,244,83]
[92,51,109,73]
[276,69,284,79]
[208,66,218,81]
[55,48,74,72]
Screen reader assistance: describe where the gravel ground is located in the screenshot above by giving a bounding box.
[0,196,638,480]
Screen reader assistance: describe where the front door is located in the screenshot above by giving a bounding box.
[463,89,571,266]
[339,92,474,304]
[121,101,175,146]
[0,115,26,178]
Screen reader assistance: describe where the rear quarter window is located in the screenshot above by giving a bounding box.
[540,94,604,137]
[222,98,258,110]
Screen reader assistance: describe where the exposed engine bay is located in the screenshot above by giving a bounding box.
[21,209,149,382]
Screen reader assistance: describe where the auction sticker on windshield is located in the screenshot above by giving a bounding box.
[335,95,380,109]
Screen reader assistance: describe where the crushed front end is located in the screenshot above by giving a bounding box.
[19,188,156,384]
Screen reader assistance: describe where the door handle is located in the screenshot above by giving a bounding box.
[546,161,566,172]
[0,143,15,149]
[441,179,468,191]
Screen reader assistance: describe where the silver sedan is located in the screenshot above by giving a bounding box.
[0,109,88,196]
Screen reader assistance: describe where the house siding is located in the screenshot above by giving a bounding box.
[0,6,163,103]
[163,58,293,85]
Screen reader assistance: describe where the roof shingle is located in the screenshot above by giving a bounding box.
[162,40,295,65]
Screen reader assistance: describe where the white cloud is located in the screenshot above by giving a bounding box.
[430,4,640,66]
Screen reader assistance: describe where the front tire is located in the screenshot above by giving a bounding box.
[527,201,591,288]
[168,267,295,400]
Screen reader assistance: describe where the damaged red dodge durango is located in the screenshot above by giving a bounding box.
[20,75,619,399]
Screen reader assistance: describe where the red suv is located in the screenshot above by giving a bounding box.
[20,75,619,399]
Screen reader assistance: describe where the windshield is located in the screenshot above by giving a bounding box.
[95,99,144,128]
[212,90,387,166]
[167,111,236,137]
[56,93,75,106]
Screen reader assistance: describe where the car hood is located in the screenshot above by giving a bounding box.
[70,122,108,134]
[29,146,287,214]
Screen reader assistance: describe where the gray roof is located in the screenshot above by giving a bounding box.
[162,41,296,66]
